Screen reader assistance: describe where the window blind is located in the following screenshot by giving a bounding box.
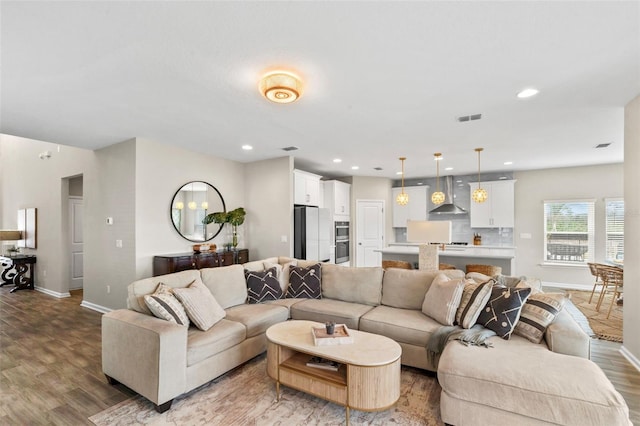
[605,198,624,262]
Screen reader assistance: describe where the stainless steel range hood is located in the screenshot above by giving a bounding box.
[429,176,468,215]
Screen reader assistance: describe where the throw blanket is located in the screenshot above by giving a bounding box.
[426,324,496,368]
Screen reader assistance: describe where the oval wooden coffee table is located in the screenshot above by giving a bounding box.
[266,320,401,425]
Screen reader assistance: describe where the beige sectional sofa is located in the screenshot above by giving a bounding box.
[102,257,631,425]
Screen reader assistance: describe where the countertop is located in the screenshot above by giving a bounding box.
[377,245,516,259]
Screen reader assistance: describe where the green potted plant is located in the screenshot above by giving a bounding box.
[203,207,246,249]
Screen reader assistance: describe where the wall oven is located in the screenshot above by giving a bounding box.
[335,221,350,263]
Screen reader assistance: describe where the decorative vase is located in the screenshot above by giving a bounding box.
[232,226,238,249]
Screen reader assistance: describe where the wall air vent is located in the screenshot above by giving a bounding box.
[457,113,482,122]
[374,167,383,171]
[595,143,611,149]
[281,146,299,151]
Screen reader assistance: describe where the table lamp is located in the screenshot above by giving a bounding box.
[406,220,452,270]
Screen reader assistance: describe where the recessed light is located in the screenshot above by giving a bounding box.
[351,166,359,170]
[333,158,342,163]
[456,180,462,183]
[499,176,508,180]
[396,171,403,175]
[242,145,253,151]
[504,161,513,165]
[517,88,539,98]
[417,182,423,185]
[445,167,453,171]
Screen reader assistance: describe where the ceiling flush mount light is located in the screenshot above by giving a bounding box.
[242,145,253,151]
[517,88,539,99]
[472,148,488,203]
[333,158,342,163]
[431,153,445,205]
[259,71,302,104]
[396,157,409,206]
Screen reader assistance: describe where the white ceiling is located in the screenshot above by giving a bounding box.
[1,1,639,179]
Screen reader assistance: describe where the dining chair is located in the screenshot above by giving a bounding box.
[596,265,623,319]
[587,262,605,304]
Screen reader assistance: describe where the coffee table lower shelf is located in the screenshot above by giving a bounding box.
[267,341,400,425]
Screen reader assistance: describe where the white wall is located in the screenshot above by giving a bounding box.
[514,164,623,285]
[0,134,96,295]
[244,156,294,260]
[623,94,640,365]
[134,138,245,280]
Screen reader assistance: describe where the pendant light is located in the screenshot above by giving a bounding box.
[396,157,409,205]
[188,182,197,210]
[431,153,445,205]
[472,148,488,203]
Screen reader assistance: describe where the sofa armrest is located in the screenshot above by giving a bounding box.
[102,309,188,405]
[544,308,590,359]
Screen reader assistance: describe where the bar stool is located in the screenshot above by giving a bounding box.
[381,260,413,270]
[465,264,502,276]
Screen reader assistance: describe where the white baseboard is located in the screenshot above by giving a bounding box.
[541,281,591,291]
[80,300,112,314]
[620,346,640,373]
[35,286,71,298]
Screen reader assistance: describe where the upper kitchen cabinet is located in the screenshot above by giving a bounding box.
[468,180,515,228]
[294,169,322,206]
[323,180,351,217]
[392,186,429,227]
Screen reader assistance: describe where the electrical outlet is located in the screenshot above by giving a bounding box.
[107,285,111,294]
[43,270,47,277]
[281,235,287,243]
[116,240,123,248]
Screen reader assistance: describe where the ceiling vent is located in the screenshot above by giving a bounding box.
[374,167,383,171]
[595,143,611,149]
[281,146,299,151]
[457,113,482,122]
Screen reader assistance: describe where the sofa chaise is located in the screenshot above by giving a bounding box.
[101,257,631,425]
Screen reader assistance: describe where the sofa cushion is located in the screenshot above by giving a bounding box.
[264,298,306,317]
[225,303,288,338]
[514,292,567,344]
[200,264,247,309]
[381,269,437,309]
[186,319,247,366]
[321,264,384,306]
[174,279,226,331]
[422,274,465,326]
[455,279,493,328]
[290,299,374,329]
[127,269,202,315]
[360,305,442,347]
[245,267,282,303]
[144,283,190,326]
[438,334,631,426]
[476,285,531,339]
[286,264,322,299]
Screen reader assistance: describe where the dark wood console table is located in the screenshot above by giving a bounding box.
[153,249,249,277]
[0,255,37,292]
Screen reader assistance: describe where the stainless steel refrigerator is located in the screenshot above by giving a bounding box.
[294,206,330,262]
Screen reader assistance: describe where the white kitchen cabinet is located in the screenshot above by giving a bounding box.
[294,169,322,206]
[468,180,515,228]
[323,180,351,217]
[392,186,429,227]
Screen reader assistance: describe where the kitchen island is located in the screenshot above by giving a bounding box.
[377,244,516,275]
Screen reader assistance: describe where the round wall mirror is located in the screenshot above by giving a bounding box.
[170,181,226,242]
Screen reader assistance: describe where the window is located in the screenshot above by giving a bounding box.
[544,200,595,264]
[605,199,624,262]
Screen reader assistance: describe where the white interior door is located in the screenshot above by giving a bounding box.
[69,197,84,290]
[356,200,385,267]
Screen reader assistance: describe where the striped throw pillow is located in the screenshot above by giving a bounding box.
[514,293,567,343]
[174,279,226,331]
[144,282,190,326]
[455,280,493,329]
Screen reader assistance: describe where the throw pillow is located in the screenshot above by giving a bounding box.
[144,282,190,326]
[455,279,493,329]
[174,279,226,331]
[422,274,466,326]
[264,259,298,292]
[477,285,532,339]
[286,263,322,299]
[514,292,568,343]
[245,267,283,303]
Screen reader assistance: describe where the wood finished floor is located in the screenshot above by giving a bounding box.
[1,287,639,425]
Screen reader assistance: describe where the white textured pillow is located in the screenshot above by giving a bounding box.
[144,282,190,326]
[174,279,226,331]
[422,274,465,326]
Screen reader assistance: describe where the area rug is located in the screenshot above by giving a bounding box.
[89,354,442,426]
[566,290,623,342]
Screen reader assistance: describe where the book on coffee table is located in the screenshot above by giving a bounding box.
[305,356,341,371]
[311,324,354,346]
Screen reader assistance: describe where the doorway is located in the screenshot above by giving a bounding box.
[355,200,385,267]
[66,175,84,291]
